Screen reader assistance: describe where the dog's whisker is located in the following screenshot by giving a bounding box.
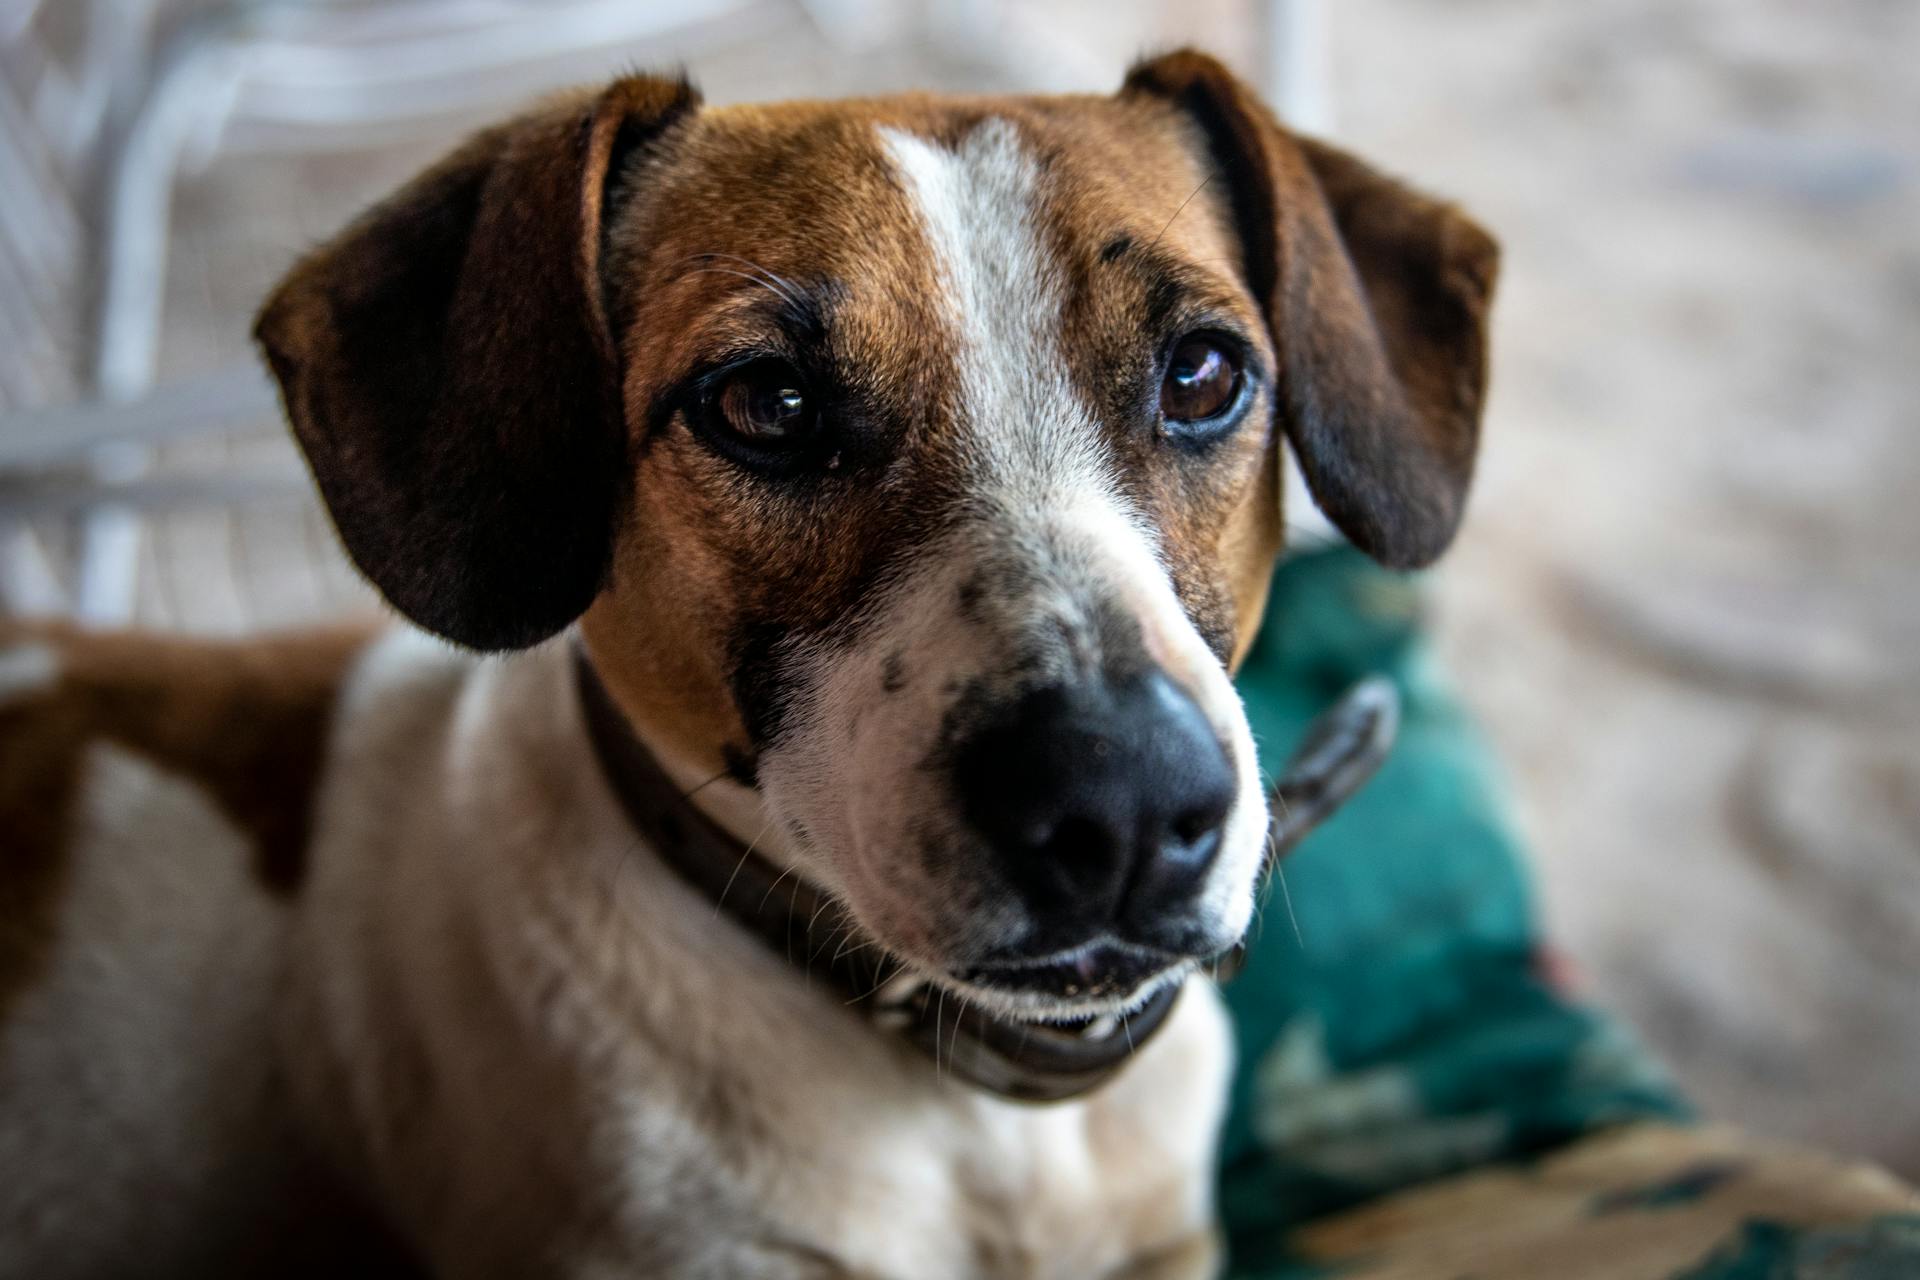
[949,989,968,1072]
[811,921,846,969]
[1274,862,1303,948]
[812,900,866,971]
[823,922,846,965]
[678,769,730,802]
[1146,174,1213,254]
[713,853,753,917]
[863,954,902,1001]
[757,861,797,912]
[675,253,805,312]
[830,926,875,969]
[686,250,805,308]
[787,878,803,966]
[714,816,776,917]
[844,953,907,1008]
[677,265,803,308]
[934,987,948,1080]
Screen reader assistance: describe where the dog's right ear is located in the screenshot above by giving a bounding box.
[256,75,700,651]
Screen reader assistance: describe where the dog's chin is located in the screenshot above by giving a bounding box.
[929,940,1199,1024]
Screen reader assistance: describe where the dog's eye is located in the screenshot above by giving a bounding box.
[1160,334,1241,428]
[712,360,815,447]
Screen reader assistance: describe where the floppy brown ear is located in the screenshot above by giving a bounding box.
[1123,51,1498,569]
[255,75,700,650]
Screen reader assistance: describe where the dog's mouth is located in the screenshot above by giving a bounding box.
[940,937,1193,1021]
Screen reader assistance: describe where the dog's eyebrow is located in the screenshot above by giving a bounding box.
[697,275,842,365]
[1097,231,1259,353]
[667,254,838,349]
[1108,241,1214,339]
[772,283,833,349]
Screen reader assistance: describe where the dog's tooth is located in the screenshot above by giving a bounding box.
[873,970,928,1008]
[872,1007,915,1032]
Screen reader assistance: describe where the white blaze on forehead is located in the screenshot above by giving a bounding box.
[877,119,1212,679]
[877,119,1107,494]
[875,118,1225,689]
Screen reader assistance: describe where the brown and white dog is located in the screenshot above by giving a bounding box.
[0,51,1495,1279]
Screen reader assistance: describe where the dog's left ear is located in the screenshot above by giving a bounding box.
[256,75,700,650]
[1124,51,1499,569]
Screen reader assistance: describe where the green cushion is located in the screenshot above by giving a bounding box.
[1221,547,1687,1278]
[1676,1217,1920,1280]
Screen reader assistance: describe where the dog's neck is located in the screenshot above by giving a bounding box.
[570,641,1187,1104]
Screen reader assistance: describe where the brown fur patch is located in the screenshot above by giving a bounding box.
[0,622,372,1022]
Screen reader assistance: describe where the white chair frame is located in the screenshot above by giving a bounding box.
[0,0,1331,625]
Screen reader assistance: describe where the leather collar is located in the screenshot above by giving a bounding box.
[573,643,1396,1104]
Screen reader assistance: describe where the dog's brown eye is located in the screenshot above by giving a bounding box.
[716,362,813,445]
[1160,335,1241,426]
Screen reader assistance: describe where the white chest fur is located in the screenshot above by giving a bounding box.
[289,634,1231,1278]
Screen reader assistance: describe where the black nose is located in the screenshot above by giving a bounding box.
[954,671,1235,946]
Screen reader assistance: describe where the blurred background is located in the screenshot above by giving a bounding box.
[2,0,1914,1175]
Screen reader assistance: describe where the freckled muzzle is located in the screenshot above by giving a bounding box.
[951,667,1237,965]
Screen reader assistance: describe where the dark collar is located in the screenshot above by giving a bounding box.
[572,643,1396,1104]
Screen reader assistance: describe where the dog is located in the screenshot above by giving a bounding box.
[0,50,1495,1278]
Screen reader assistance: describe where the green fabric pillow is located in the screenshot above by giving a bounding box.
[1220,547,1687,1278]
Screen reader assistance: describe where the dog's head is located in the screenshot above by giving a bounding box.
[257,52,1496,1022]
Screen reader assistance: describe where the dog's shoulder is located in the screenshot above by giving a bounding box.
[0,619,378,1019]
